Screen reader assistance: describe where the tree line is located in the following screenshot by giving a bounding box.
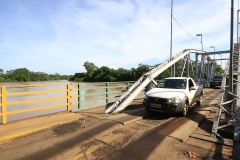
[69,60,224,82]
[0,60,224,83]
[0,68,72,82]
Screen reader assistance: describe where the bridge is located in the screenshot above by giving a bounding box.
[0,46,240,159]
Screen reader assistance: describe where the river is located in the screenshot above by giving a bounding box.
[0,80,136,123]
[0,80,82,123]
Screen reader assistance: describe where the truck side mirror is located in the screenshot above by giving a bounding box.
[190,86,197,90]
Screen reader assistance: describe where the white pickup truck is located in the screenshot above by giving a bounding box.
[143,77,203,116]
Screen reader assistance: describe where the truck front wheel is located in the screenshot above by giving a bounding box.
[182,102,189,117]
[196,94,203,106]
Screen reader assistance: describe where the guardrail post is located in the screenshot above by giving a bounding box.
[78,83,82,109]
[126,82,129,90]
[1,86,7,124]
[106,82,109,104]
[67,84,71,111]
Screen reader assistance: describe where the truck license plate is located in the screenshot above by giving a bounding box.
[151,103,161,108]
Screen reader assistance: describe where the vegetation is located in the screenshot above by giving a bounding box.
[70,59,224,82]
[0,59,224,83]
[0,68,72,82]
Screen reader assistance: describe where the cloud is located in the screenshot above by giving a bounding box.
[0,0,234,74]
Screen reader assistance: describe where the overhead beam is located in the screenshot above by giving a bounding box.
[205,50,230,55]
[214,58,229,61]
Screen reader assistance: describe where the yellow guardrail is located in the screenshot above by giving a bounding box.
[0,84,73,124]
[0,81,145,124]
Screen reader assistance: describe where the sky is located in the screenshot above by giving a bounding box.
[0,0,237,75]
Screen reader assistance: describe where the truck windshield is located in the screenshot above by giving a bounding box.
[213,76,223,79]
[157,79,187,89]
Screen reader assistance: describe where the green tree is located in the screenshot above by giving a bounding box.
[7,68,31,81]
[0,75,5,82]
[83,61,98,73]
[90,66,116,82]
[1,68,71,82]
[69,72,86,82]
[0,69,3,75]
[214,62,224,75]
[135,64,150,80]
[115,68,132,81]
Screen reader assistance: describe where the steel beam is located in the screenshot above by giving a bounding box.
[195,53,199,81]
[234,44,240,142]
[212,43,240,148]
[214,58,229,61]
[207,60,210,87]
[205,50,230,55]
[186,55,189,77]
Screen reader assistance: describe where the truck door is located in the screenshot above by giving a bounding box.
[188,79,196,104]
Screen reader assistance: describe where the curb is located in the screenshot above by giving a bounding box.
[0,119,78,142]
[0,113,81,142]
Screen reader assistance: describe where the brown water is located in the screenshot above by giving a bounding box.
[0,81,138,123]
[0,80,81,123]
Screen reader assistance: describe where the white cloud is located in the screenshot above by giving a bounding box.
[0,0,235,74]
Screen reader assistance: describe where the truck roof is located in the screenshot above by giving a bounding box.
[164,77,189,80]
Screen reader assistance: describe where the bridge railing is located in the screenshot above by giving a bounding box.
[0,81,145,124]
[72,81,145,111]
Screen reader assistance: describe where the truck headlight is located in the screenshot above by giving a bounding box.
[144,94,148,100]
[169,95,184,103]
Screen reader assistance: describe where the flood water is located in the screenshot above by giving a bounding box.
[0,80,141,123]
[0,80,109,123]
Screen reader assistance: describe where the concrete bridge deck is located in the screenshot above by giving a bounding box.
[0,88,239,159]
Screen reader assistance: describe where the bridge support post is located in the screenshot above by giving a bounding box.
[195,53,199,82]
[67,84,71,112]
[201,55,205,87]
[78,84,82,110]
[206,59,210,87]
[126,82,129,91]
[234,43,240,142]
[186,55,189,77]
[210,63,213,81]
[172,64,175,77]
[106,83,109,104]
[0,86,7,124]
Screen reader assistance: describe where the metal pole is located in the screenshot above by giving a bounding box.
[207,60,210,87]
[214,47,215,59]
[200,35,204,85]
[195,34,202,82]
[186,55,189,77]
[170,0,174,77]
[210,46,215,60]
[238,10,240,44]
[230,0,234,113]
[195,53,198,81]
[221,54,222,67]
[202,54,205,86]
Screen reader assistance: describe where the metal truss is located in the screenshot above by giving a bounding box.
[211,44,240,142]
[193,53,216,88]
[105,49,205,114]
[105,48,220,114]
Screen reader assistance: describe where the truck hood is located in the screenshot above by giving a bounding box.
[146,88,187,98]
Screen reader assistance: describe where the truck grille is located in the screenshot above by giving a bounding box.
[148,97,168,103]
